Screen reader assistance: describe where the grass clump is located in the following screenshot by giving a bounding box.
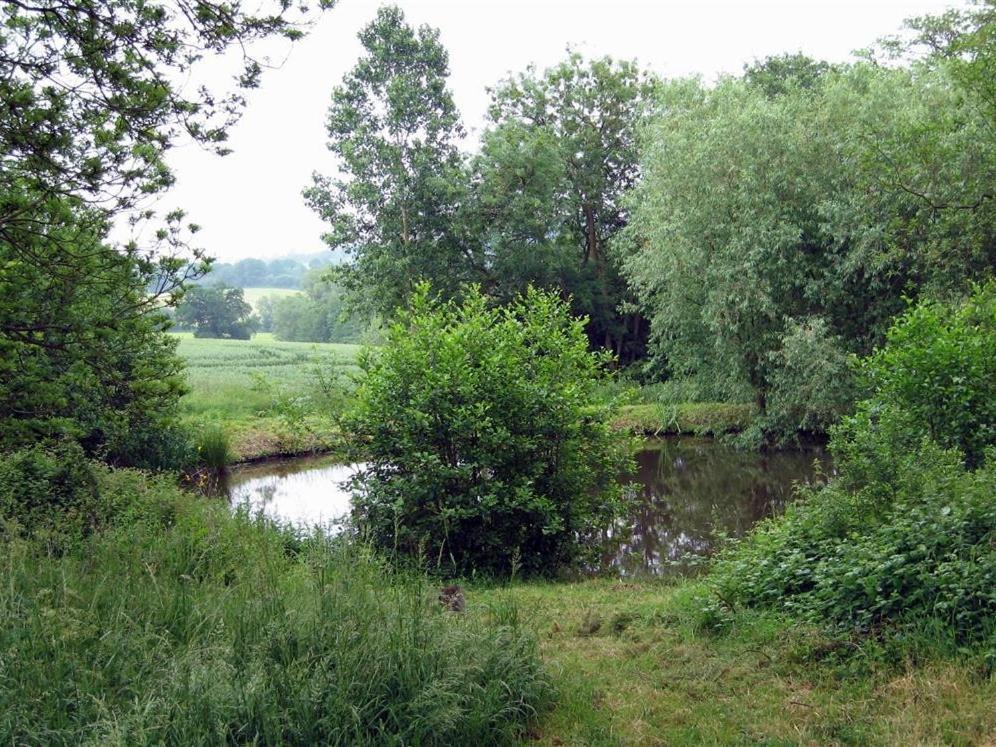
[0,466,547,745]
[193,421,231,468]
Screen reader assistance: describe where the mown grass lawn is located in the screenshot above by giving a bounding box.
[474,580,996,746]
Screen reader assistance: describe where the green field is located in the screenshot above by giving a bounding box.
[175,332,360,418]
[175,333,362,459]
[241,286,302,311]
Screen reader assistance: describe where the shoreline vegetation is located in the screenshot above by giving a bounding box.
[176,334,759,464]
[5,458,992,745]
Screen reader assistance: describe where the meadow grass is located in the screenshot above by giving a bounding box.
[611,402,754,436]
[473,579,996,745]
[174,334,752,459]
[174,334,363,460]
[0,468,547,745]
[175,333,361,418]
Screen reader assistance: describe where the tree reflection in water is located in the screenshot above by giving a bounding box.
[600,437,831,576]
[218,439,830,574]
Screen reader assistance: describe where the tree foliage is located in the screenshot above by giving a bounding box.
[346,285,629,577]
[477,53,656,361]
[175,285,259,340]
[1,0,330,461]
[710,287,996,641]
[623,53,995,443]
[271,270,368,343]
[306,10,656,361]
[305,5,468,318]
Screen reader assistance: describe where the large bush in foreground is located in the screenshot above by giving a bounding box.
[347,285,628,576]
[710,284,996,642]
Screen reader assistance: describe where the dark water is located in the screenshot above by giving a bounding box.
[224,438,831,575]
[602,437,831,576]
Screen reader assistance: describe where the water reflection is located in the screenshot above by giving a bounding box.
[224,455,361,532]
[602,437,831,576]
[221,438,831,575]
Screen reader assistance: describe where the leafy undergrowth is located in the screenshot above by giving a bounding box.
[612,402,754,436]
[0,467,547,745]
[472,579,996,746]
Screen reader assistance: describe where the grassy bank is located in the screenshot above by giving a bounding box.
[0,467,546,745]
[175,333,756,461]
[473,580,995,745]
[611,402,754,436]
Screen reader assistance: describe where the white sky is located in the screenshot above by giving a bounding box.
[154,0,963,262]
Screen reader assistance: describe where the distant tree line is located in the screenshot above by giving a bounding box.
[197,256,332,290]
[257,269,370,343]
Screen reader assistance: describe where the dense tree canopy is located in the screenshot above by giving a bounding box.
[271,269,368,343]
[622,53,995,443]
[478,53,656,361]
[175,285,259,340]
[306,10,656,362]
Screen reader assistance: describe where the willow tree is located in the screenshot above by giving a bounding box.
[623,58,995,443]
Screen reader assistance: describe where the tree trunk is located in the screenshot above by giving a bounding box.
[583,203,601,274]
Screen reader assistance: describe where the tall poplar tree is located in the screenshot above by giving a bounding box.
[305,5,470,317]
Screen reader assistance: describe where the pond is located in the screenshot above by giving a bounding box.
[601,437,831,575]
[222,437,832,576]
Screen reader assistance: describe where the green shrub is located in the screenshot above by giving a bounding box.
[0,441,101,543]
[346,284,629,577]
[851,280,995,467]
[102,418,197,471]
[711,441,996,641]
[750,316,858,447]
[0,472,547,745]
[710,285,996,643]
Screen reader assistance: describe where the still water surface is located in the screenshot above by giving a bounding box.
[225,438,831,575]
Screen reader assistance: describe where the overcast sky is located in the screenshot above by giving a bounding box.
[153,0,963,262]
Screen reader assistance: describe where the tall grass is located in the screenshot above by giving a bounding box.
[0,467,547,745]
[194,421,231,468]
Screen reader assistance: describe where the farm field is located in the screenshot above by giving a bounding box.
[240,286,302,311]
[174,333,362,459]
[175,332,361,419]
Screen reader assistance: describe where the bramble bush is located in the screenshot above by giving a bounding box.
[346,284,629,577]
[710,283,996,643]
